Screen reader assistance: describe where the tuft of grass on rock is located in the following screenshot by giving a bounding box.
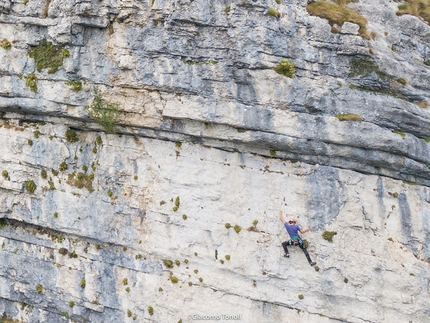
[25,180,36,193]
[36,284,43,293]
[95,135,103,145]
[322,230,337,242]
[60,311,69,319]
[2,170,10,180]
[234,224,241,233]
[25,73,38,92]
[397,0,430,24]
[65,129,79,143]
[65,80,82,91]
[335,113,362,121]
[307,0,370,38]
[397,78,407,85]
[148,306,154,316]
[59,162,68,171]
[28,39,69,74]
[163,259,174,268]
[0,38,12,50]
[392,129,406,138]
[267,8,280,17]
[67,172,94,192]
[274,60,296,78]
[302,239,309,249]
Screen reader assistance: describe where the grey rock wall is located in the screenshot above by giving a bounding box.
[1,0,430,322]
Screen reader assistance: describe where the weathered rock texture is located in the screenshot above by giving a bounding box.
[1,0,430,322]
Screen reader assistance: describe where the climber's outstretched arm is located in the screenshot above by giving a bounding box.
[279,210,286,224]
[300,228,310,234]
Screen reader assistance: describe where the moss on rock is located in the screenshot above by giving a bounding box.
[28,39,69,74]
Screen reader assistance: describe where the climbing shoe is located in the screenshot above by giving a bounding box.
[309,262,316,266]
[284,254,290,258]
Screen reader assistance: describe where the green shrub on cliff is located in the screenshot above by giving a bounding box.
[322,230,336,242]
[397,78,407,85]
[25,73,38,92]
[2,170,9,180]
[67,172,94,192]
[267,8,280,17]
[65,129,79,143]
[87,87,120,134]
[65,80,82,91]
[35,284,43,293]
[28,39,69,74]
[148,306,154,316]
[25,180,36,193]
[0,38,12,50]
[59,162,68,171]
[274,60,296,78]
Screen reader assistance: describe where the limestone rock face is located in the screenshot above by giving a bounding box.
[0,0,430,322]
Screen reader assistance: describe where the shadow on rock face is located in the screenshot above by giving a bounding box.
[305,166,341,231]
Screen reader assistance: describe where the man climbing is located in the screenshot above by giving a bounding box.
[279,210,316,266]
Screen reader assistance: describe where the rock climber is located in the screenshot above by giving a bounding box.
[279,210,316,266]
